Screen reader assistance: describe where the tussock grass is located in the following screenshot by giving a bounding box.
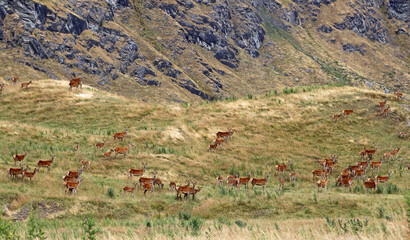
[0,80,408,239]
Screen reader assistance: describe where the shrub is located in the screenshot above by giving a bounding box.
[235,220,247,228]
[178,212,191,221]
[386,184,399,194]
[248,94,253,99]
[27,211,46,240]
[81,217,100,240]
[0,217,19,240]
[189,217,203,233]
[107,188,115,198]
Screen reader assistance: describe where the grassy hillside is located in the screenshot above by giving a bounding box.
[0,80,408,239]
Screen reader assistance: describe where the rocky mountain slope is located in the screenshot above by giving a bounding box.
[0,0,408,102]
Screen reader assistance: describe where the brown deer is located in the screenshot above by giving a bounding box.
[69,78,82,91]
[78,158,91,169]
[383,151,393,161]
[114,142,134,158]
[169,182,177,191]
[65,178,82,195]
[123,182,137,196]
[391,147,400,159]
[216,128,235,139]
[393,89,403,100]
[312,170,325,182]
[66,167,83,178]
[37,155,56,172]
[189,186,202,200]
[354,169,366,180]
[103,149,114,159]
[11,77,18,85]
[359,149,367,160]
[13,151,27,166]
[216,174,223,186]
[9,166,24,181]
[364,147,378,159]
[138,172,158,187]
[95,140,106,150]
[370,159,383,172]
[153,178,164,189]
[21,81,32,89]
[177,182,196,200]
[324,158,338,174]
[238,172,251,190]
[74,143,80,155]
[348,165,360,174]
[279,176,285,191]
[289,171,296,182]
[226,173,238,183]
[209,144,218,152]
[113,127,128,141]
[341,178,353,192]
[214,138,225,148]
[363,177,377,194]
[356,159,369,170]
[143,175,157,196]
[343,108,354,116]
[251,173,270,193]
[377,99,387,108]
[275,160,291,175]
[333,113,343,122]
[317,177,328,193]
[398,132,408,139]
[381,107,390,117]
[227,178,239,190]
[376,171,391,185]
[129,163,147,179]
[63,175,80,183]
[23,167,38,183]
[316,158,326,169]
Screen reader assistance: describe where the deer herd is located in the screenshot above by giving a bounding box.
[2,78,408,201]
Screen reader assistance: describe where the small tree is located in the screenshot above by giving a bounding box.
[82,216,100,240]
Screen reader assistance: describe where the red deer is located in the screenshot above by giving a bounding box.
[103,149,114,159]
[341,178,353,192]
[391,147,400,159]
[63,175,80,183]
[69,78,82,91]
[337,173,351,187]
[78,158,91,169]
[238,172,251,190]
[289,171,296,182]
[177,182,195,200]
[348,165,360,174]
[216,128,236,140]
[316,158,326,169]
[11,77,18,85]
[216,174,223,186]
[275,160,291,175]
[324,158,338,173]
[354,169,366,180]
[66,167,83,178]
[376,171,391,185]
[114,142,134,158]
[95,140,106,150]
[138,172,158,187]
[251,173,270,193]
[377,99,387,108]
[189,187,202,200]
[370,159,383,172]
[381,107,390,117]
[37,155,56,172]
[393,90,403,100]
[154,178,164,189]
[317,177,328,193]
[9,166,24,181]
[312,170,325,182]
[113,127,128,141]
[383,151,392,161]
[214,138,225,147]
[21,81,32,89]
[123,183,137,196]
[279,176,285,191]
[74,143,80,154]
[359,149,367,160]
[23,167,38,183]
[65,178,82,195]
[143,174,157,195]
[398,132,408,139]
[356,160,369,170]
[13,151,27,166]
[343,108,354,116]
[227,173,238,183]
[364,147,378,159]
[169,182,177,191]
[227,178,239,190]
[362,178,377,194]
[333,113,343,122]
[209,144,218,152]
[129,162,147,179]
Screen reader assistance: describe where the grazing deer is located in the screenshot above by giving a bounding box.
[37,155,55,172]
[209,144,218,152]
[114,142,134,158]
[398,132,408,139]
[169,182,177,191]
[74,143,80,154]
[376,171,391,185]
[289,171,296,182]
[95,140,106,150]
[312,170,325,182]
[154,178,164,189]
[363,177,377,194]
[78,158,91,169]
[377,99,387,108]
[317,177,327,193]
[343,108,354,116]
[238,172,251,190]
[251,173,270,193]
[103,149,114,159]
[381,107,390,117]
[13,151,27,166]
[393,89,403,100]
[113,127,128,141]
[21,81,32,89]
[9,166,24,181]
[370,159,383,172]
[279,176,285,191]
[123,182,137,196]
[23,168,38,183]
[333,113,343,122]
[129,162,148,179]
[275,160,291,175]
[11,77,18,85]
[69,78,82,91]
[216,174,223,186]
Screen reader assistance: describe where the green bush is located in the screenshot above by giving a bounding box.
[235,220,247,228]
[27,211,46,240]
[81,217,100,240]
[107,188,115,198]
[0,217,19,240]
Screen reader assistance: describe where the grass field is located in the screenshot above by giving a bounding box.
[0,80,408,239]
